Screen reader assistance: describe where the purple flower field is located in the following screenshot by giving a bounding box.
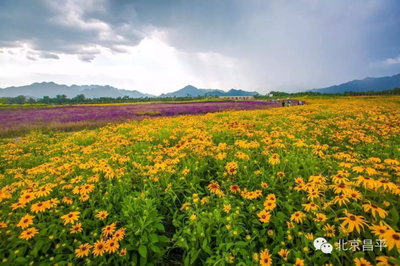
[0,100,288,137]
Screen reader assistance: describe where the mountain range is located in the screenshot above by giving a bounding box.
[2,73,400,98]
[0,82,153,98]
[0,83,258,99]
[311,73,400,94]
[160,85,258,97]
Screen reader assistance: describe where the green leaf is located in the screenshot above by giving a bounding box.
[202,239,212,255]
[155,223,165,232]
[391,206,399,225]
[190,249,201,264]
[149,244,161,254]
[138,245,147,258]
[15,257,28,265]
[235,241,247,248]
[149,233,158,243]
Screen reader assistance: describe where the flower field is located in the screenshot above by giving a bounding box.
[0,100,280,138]
[0,97,399,265]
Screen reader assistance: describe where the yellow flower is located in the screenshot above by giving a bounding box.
[323,224,335,237]
[253,253,259,262]
[277,172,285,178]
[31,201,50,213]
[263,200,276,211]
[180,202,191,211]
[92,240,106,256]
[354,258,371,266]
[293,258,304,266]
[80,194,89,202]
[277,249,290,261]
[339,212,367,233]
[70,223,82,234]
[305,233,314,241]
[19,192,35,204]
[259,248,272,266]
[62,197,73,205]
[225,161,238,175]
[80,184,95,194]
[75,243,91,258]
[102,223,116,236]
[290,211,305,224]
[19,227,39,240]
[113,228,126,241]
[268,153,280,165]
[17,214,34,229]
[383,229,400,251]
[302,202,319,212]
[105,238,120,253]
[362,203,388,218]
[257,210,271,223]
[313,213,327,223]
[370,221,389,239]
[61,211,80,225]
[35,186,52,197]
[229,185,240,193]
[119,248,127,256]
[207,182,220,193]
[96,210,109,220]
[223,204,231,213]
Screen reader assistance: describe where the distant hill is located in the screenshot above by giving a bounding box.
[160,85,258,97]
[311,73,400,94]
[0,82,154,98]
[0,83,259,99]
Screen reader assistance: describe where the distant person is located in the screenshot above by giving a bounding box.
[282,102,285,107]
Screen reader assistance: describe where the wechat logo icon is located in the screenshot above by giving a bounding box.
[314,237,333,254]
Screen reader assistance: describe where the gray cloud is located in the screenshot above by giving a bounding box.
[26,55,37,61]
[40,52,60,59]
[78,54,96,62]
[0,0,144,60]
[1,0,400,91]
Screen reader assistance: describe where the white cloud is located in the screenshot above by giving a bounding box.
[0,32,243,94]
[384,56,400,65]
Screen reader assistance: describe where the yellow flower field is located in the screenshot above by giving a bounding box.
[0,97,399,265]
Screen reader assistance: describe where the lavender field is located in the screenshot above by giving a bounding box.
[0,101,284,137]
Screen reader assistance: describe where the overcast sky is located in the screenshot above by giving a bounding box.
[1,0,400,94]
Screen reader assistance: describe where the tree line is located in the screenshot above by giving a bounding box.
[1,88,399,105]
[0,94,222,105]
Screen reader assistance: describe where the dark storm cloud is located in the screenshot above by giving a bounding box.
[0,0,145,61]
[105,0,400,89]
